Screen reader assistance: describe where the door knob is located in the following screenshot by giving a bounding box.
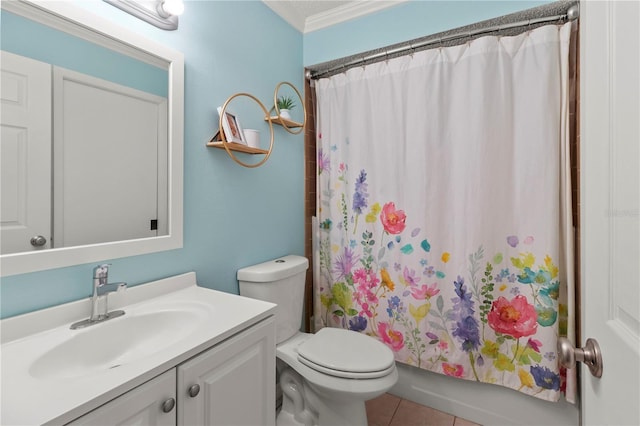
[558,337,603,378]
[30,235,47,247]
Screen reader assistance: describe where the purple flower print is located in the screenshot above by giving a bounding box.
[423,266,435,277]
[352,169,368,214]
[317,148,330,174]
[403,266,421,286]
[333,247,358,281]
[530,365,561,391]
[507,235,519,248]
[449,276,480,352]
[425,332,438,340]
[348,315,368,332]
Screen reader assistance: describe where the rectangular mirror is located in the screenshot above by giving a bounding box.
[0,0,184,276]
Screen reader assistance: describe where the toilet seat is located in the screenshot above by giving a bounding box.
[297,328,395,379]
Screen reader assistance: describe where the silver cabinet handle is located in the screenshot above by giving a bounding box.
[30,235,47,247]
[161,398,175,413]
[558,337,603,378]
[188,384,200,397]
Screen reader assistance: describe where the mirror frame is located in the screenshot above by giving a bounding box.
[0,0,184,277]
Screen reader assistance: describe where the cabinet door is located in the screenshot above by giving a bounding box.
[178,317,276,426]
[67,369,176,426]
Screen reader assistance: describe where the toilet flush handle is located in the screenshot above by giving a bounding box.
[188,384,200,397]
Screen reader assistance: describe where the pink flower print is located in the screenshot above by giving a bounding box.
[378,322,404,352]
[353,268,379,307]
[380,202,406,235]
[527,338,543,353]
[488,295,538,339]
[442,363,464,377]
[409,282,440,300]
[360,303,374,318]
[438,340,449,351]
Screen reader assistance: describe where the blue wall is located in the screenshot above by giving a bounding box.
[1,0,549,319]
[0,0,304,319]
[1,11,167,97]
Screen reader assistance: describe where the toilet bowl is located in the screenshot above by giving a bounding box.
[238,255,398,426]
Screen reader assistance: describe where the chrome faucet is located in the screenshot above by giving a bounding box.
[90,264,127,321]
[70,264,127,329]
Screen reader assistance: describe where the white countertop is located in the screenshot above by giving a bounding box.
[0,272,276,425]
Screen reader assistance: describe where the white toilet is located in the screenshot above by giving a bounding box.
[238,255,398,426]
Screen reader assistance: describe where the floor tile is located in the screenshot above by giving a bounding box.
[366,393,402,426]
[389,399,456,426]
[366,393,482,426]
[454,417,481,426]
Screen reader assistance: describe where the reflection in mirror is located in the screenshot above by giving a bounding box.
[0,0,183,276]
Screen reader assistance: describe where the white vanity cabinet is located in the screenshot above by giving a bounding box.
[178,316,276,426]
[1,274,277,425]
[66,317,275,426]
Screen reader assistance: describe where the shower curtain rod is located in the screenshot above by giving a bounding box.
[307,1,579,80]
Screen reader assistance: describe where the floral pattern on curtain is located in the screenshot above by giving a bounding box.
[314,23,575,402]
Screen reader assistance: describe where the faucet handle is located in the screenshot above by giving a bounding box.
[93,263,111,278]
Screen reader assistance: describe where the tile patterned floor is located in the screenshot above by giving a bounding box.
[366,393,481,426]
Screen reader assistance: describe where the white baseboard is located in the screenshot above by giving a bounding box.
[390,363,579,426]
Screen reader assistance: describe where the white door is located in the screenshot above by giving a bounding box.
[581,1,640,425]
[52,66,168,247]
[0,51,51,254]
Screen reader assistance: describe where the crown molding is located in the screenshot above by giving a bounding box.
[263,1,307,32]
[305,0,407,33]
[263,1,407,34]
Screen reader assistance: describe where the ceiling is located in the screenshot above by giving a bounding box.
[262,0,406,33]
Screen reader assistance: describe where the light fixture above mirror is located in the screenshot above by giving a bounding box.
[103,0,185,31]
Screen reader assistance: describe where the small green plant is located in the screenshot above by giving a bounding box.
[277,95,296,111]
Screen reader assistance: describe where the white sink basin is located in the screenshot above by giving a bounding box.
[29,303,207,380]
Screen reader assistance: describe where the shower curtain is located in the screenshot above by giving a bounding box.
[314,23,575,402]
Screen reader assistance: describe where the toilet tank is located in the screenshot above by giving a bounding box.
[238,255,309,344]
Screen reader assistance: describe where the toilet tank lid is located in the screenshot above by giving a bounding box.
[237,255,309,282]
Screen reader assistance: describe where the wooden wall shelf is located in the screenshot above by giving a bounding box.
[207,82,306,167]
[265,116,303,129]
[206,141,268,155]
